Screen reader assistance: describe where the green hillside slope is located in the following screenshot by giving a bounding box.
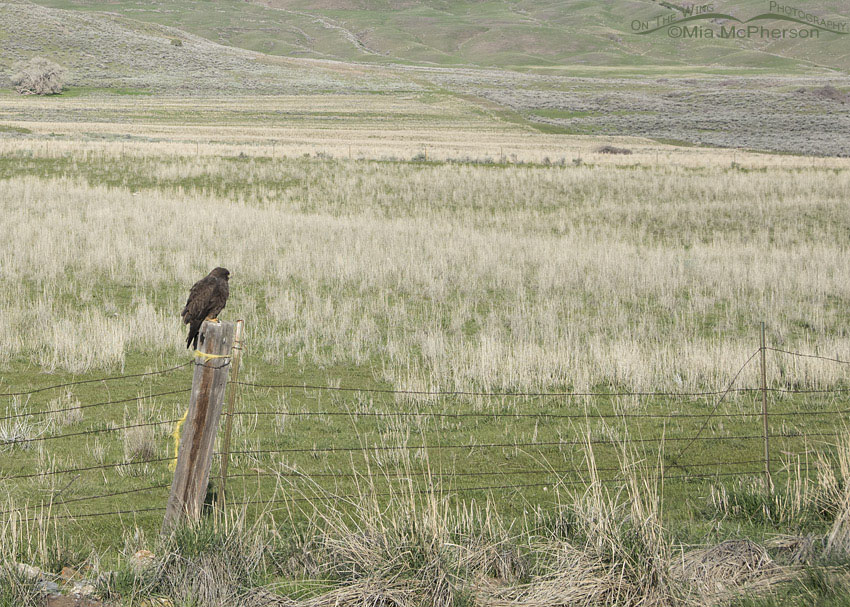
[0,0,413,93]
[25,0,850,72]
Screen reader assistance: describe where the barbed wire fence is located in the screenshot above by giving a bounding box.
[1,327,849,525]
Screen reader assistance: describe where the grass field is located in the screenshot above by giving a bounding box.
[2,92,850,605]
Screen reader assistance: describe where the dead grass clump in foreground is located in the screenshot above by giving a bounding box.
[267,579,419,607]
[99,511,269,607]
[822,435,850,559]
[673,539,792,600]
[475,544,637,607]
[0,563,43,607]
[766,535,822,565]
[476,446,680,607]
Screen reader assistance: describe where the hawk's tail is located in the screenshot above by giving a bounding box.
[186,320,203,349]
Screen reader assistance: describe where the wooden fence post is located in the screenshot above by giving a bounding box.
[162,320,235,532]
[760,322,773,491]
[218,319,244,504]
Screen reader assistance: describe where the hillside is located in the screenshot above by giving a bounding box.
[0,0,414,93]
[25,0,850,73]
[1,0,849,156]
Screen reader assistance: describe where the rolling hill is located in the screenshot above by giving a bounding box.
[0,0,414,93]
[1,0,848,156]
[23,0,850,73]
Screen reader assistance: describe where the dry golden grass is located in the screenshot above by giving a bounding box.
[1,92,849,394]
[1,143,849,393]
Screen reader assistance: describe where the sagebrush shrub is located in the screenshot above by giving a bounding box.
[10,57,65,95]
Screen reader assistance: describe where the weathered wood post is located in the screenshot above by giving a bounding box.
[162,320,235,532]
[218,319,245,504]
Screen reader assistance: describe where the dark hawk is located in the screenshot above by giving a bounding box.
[181,267,230,349]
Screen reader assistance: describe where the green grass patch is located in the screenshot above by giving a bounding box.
[0,125,32,135]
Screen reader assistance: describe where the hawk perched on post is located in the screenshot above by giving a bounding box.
[181,267,230,349]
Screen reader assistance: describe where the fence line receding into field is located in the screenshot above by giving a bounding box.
[2,327,850,526]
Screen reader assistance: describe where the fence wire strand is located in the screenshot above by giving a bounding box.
[4,418,184,446]
[4,456,177,481]
[0,362,192,398]
[0,389,191,422]
[768,347,850,366]
[234,381,759,399]
[224,458,765,480]
[228,405,850,421]
[218,433,776,457]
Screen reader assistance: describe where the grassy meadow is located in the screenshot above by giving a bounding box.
[2,93,850,605]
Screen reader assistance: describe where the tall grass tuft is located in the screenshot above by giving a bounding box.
[488,441,680,606]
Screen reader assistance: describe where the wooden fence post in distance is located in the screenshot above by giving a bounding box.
[162,320,235,532]
[760,322,773,492]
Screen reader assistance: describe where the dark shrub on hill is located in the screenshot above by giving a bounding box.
[596,145,633,155]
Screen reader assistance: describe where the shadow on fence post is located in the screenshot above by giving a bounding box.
[162,320,235,533]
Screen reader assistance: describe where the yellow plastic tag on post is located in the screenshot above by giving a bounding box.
[169,409,189,471]
[193,350,230,361]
